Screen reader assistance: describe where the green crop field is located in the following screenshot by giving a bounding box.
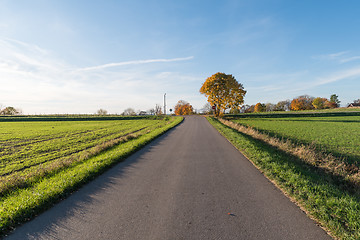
[226,113,360,164]
[1,120,157,173]
[0,116,182,235]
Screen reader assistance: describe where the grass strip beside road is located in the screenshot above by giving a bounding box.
[0,116,183,236]
[219,118,360,191]
[207,117,360,240]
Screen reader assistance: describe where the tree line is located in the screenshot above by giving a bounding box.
[243,95,360,113]
[95,104,164,116]
[242,94,341,113]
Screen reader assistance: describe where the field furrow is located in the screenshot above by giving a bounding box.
[0,118,178,197]
[1,126,150,177]
[0,121,162,175]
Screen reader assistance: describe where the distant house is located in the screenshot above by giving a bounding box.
[348,103,360,107]
[138,111,147,116]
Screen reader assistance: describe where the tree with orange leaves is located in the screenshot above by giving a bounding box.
[174,100,194,115]
[290,95,314,111]
[254,103,265,112]
[200,72,246,116]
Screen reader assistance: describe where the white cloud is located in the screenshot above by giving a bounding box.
[0,38,198,114]
[78,56,194,71]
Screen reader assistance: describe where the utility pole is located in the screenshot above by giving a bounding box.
[164,93,166,115]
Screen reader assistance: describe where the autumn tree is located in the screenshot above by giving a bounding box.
[174,100,194,115]
[312,97,328,109]
[323,102,335,109]
[229,108,240,114]
[254,103,266,112]
[290,95,314,111]
[200,72,246,116]
[244,105,255,113]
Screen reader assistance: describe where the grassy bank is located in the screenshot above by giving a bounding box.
[0,116,183,236]
[207,117,360,240]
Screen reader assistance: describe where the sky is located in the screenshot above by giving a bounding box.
[1,0,360,114]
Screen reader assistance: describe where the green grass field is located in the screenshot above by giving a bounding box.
[226,113,360,165]
[0,116,182,235]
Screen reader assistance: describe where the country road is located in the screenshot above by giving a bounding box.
[6,116,331,240]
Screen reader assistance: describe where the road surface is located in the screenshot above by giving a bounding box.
[6,116,331,240]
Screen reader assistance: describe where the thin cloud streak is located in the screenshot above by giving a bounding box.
[312,51,360,64]
[290,66,360,93]
[327,51,348,59]
[340,56,360,63]
[313,51,348,60]
[78,56,194,71]
[316,67,360,85]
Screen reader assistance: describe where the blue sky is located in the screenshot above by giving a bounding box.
[1,0,360,114]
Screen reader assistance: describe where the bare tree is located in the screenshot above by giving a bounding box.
[154,104,163,115]
[0,106,21,115]
[96,109,108,115]
[275,100,291,111]
[122,108,136,116]
[201,102,213,114]
[148,108,155,115]
[265,103,276,112]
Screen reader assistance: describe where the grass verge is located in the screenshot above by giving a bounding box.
[0,116,183,237]
[218,118,360,191]
[207,117,360,240]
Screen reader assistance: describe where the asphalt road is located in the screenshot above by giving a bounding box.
[6,116,331,240]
